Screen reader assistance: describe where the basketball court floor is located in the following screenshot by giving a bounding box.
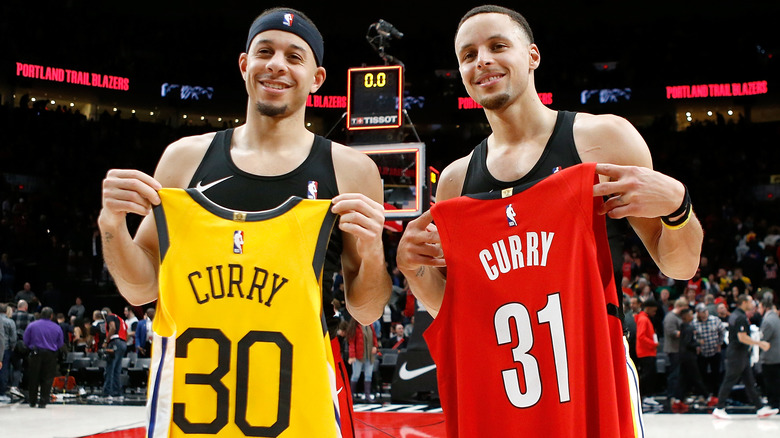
[2,402,778,438]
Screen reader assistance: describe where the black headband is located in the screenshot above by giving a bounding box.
[246,10,324,66]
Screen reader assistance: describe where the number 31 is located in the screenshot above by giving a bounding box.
[493,293,570,408]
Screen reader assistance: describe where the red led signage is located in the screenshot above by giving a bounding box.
[306,95,347,109]
[666,81,767,99]
[16,62,130,91]
[458,92,553,109]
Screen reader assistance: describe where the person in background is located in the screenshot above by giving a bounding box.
[23,307,63,408]
[347,318,378,402]
[712,295,777,419]
[759,292,780,410]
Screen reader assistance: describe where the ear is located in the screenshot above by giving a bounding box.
[529,43,540,71]
[239,53,248,81]
[310,66,326,94]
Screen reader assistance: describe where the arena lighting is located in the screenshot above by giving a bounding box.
[16,61,130,91]
[31,97,36,102]
[306,95,347,109]
[707,111,713,116]
[150,111,154,116]
[728,110,733,115]
[218,117,222,122]
[666,80,767,99]
[200,116,205,121]
[686,112,691,117]
[234,119,239,123]
[69,103,74,107]
[50,100,55,105]
[183,114,187,119]
[131,109,135,114]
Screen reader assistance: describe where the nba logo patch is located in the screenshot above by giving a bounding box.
[283,13,294,27]
[506,204,517,227]
[233,230,244,254]
[552,166,562,174]
[307,180,318,199]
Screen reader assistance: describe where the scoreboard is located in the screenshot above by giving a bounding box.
[347,65,403,130]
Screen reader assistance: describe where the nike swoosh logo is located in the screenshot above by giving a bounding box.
[195,176,233,192]
[337,387,343,395]
[398,362,437,380]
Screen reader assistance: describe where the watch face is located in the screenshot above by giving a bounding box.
[347,65,403,130]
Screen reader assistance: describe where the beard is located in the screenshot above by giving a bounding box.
[477,92,511,110]
[255,101,288,117]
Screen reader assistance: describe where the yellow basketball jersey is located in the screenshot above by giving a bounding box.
[147,188,341,438]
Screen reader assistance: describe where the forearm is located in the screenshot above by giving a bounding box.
[738,332,760,346]
[99,213,159,305]
[642,212,703,280]
[400,266,447,318]
[344,254,392,325]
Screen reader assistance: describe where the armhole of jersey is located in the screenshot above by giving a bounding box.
[428,199,456,328]
[460,141,486,196]
[313,207,337,280]
[316,136,340,196]
[152,202,170,264]
[564,111,582,165]
[187,129,228,188]
[583,163,620,310]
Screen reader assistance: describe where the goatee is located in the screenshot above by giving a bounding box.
[478,93,510,110]
[255,102,288,117]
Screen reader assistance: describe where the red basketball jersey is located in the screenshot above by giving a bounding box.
[425,163,636,438]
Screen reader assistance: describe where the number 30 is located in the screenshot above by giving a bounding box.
[173,328,293,437]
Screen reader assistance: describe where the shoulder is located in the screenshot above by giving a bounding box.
[572,112,652,168]
[154,132,218,188]
[330,141,382,197]
[437,153,473,202]
[330,141,378,169]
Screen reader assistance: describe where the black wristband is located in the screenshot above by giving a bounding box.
[662,185,691,227]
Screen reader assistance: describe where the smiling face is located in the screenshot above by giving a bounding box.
[240,30,325,118]
[454,13,539,111]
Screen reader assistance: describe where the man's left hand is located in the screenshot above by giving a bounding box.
[331,193,385,258]
[593,163,686,220]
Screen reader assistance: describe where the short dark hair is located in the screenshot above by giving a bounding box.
[40,307,54,320]
[679,307,692,316]
[737,294,751,307]
[457,5,534,44]
[641,299,658,310]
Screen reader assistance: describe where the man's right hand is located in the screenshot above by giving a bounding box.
[100,169,162,228]
[97,169,164,305]
[396,209,446,275]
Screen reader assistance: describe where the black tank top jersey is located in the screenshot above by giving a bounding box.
[461,111,627,291]
[187,129,342,333]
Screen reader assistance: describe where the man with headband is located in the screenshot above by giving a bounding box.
[99,7,390,437]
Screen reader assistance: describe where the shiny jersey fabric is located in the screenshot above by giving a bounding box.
[147,188,341,438]
[426,163,637,438]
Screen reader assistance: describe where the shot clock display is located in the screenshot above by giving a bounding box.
[347,65,403,130]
